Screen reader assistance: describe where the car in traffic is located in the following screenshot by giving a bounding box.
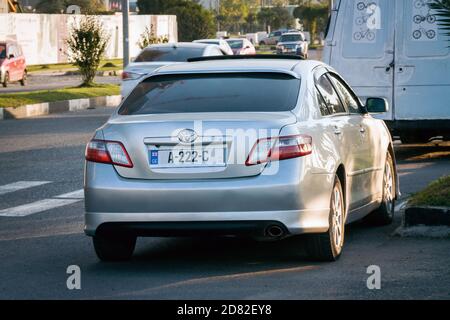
[85,56,399,262]
[276,32,309,58]
[258,29,287,46]
[0,40,27,88]
[121,42,224,97]
[225,38,256,55]
[192,39,234,56]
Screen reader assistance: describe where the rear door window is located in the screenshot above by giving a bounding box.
[119,73,301,115]
[315,74,346,115]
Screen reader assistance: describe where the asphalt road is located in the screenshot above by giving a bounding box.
[0,73,120,93]
[0,108,449,299]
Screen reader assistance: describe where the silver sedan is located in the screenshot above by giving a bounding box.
[84,56,399,262]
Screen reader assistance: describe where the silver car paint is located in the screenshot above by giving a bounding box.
[85,59,398,237]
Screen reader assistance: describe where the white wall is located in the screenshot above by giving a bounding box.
[0,13,178,65]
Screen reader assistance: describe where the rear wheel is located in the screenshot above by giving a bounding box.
[2,72,8,87]
[365,152,395,226]
[93,234,136,261]
[306,175,345,261]
[20,70,27,86]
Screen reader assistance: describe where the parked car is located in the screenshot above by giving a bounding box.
[276,32,309,58]
[193,39,234,56]
[258,29,287,46]
[85,56,399,262]
[323,0,450,142]
[226,38,256,55]
[0,40,27,88]
[121,42,224,97]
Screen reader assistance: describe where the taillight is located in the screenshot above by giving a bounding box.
[85,139,133,168]
[121,71,145,81]
[245,134,312,166]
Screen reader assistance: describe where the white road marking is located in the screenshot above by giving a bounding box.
[0,189,84,217]
[0,181,51,196]
[54,189,84,199]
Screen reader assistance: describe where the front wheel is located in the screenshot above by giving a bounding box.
[365,152,395,226]
[2,72,8,88]
[93,234,136,261]
[306,175,345,261]
[20,70,27,86]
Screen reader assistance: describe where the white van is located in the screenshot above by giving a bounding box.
[323,0,450,143]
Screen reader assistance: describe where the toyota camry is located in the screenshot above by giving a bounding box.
[84,56,399,262]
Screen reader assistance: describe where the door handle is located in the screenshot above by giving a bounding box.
[334,128,342,135]
[359,126,366,133]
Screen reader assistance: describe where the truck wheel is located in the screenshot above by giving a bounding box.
[306,175,345,261]
[93,234,136,261]
[20,71,27,86]
[365,152,395,226]
[2,72,8,88]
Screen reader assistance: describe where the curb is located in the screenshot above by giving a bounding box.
[404,206,450,227]
[29,70,122,77]
[63,70,123,77]
[0,95,121,120]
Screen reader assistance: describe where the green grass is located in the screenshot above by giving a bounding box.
[0,84,119,108]
[27,59,123,73]
[409,175,450,207]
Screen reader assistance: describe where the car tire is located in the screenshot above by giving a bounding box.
[2,72,8,88]
[93,234,136,262]
[365,152,395,226]
[259,41,265,46]
[306,175,345,262]
[20,71,27,86]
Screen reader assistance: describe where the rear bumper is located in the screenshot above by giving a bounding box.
[84,162,332,237]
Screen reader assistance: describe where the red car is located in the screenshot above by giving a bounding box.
[226,38,256,55]
[0,40,27,87]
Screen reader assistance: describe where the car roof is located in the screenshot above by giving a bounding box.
[281,32,303,36]
[194,39,222,43]
[152,58,324,77]
[144,42,212,50]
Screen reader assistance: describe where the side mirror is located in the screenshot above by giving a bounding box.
[8,54,14,59]
[365,97,389,113]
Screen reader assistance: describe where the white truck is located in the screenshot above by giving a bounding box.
[323,0,450,143]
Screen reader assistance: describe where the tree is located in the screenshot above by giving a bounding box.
[137,0,215,41]
[293,0,329,41]
[257,6,295,31]
[217,0,250,33]
[66,16,110,86]
[36,0,104,14]
[430,0,450,44]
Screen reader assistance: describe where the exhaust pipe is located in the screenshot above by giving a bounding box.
[265,225,284,238]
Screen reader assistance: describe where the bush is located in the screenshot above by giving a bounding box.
[66,16,110,86]
[137,25,169,50]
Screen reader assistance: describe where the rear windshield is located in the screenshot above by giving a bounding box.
[280,34,304,42]
[119,73,300,115]
[227,40,243,49]
[134,47,205,62]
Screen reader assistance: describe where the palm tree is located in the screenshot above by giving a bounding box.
[430,0,450,44]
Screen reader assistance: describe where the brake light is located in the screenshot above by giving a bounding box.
[121,71,145,81]
[85,139,133,168]
[245,134,312,166]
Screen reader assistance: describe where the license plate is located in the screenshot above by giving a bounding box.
[149,147,226,168]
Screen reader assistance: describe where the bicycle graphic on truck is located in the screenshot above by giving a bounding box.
[412,0,437,41]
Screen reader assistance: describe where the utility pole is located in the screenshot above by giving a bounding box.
[122,0,130,68]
